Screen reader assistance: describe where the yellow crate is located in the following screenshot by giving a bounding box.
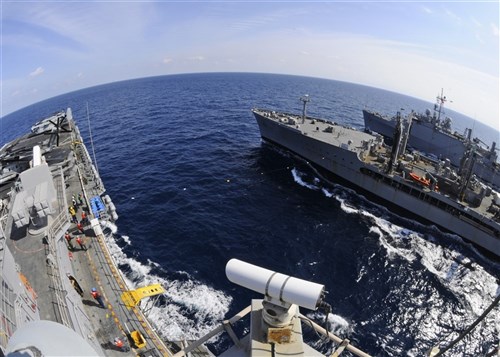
[130,330,146,349]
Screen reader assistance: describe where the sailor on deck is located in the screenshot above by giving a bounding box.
[91,288,106,308]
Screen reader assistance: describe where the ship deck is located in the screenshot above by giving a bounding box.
[0,113,212,356]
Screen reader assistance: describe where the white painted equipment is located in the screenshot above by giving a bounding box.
[226,258,324,310]
[32,145,42,167]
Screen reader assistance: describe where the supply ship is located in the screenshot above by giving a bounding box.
[362,91,500,189]
[0,108,376,356]
[252,96,500,257]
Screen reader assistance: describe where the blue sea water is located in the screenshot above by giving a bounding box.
[1,73,499,356]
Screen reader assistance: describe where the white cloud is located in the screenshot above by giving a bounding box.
[444,8,462,24]
[2,3,497,130]
[29,67,45,77]
[422,6,433,14]
[174,31,498,129]
[188,56,205,61]
[491,23,499,37]
[475,33,485,44]
[471,17,482,28]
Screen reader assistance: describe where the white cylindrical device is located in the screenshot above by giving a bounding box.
[226,259,324,310]
[33,145,42,167]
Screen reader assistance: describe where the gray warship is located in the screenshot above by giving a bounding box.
[362,91,500,189]
[0,108,375,356]
[252,96,500,257]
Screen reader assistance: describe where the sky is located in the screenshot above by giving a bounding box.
[1,1,499,130]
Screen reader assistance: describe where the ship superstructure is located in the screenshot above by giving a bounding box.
[362,91,499,189]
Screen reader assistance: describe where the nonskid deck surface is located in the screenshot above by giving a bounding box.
[256,109,374,147]
[0,112,197,356]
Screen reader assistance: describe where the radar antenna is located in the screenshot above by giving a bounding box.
[46,111,71,147]
[434,88,452,124]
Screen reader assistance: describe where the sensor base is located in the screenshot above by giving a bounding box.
[249,299,323,356]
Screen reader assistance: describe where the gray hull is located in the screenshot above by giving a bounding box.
[254,110,500,257]
[363,110,500,189]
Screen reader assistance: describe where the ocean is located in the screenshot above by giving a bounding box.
[1,73,499,356]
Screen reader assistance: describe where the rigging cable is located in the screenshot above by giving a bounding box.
[86,102,99,176]
[431,292,500,356]
[318,300,333,343]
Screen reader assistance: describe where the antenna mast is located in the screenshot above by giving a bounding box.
[86,102,99,176]
[435,89,447,123]
[300,95,310,124]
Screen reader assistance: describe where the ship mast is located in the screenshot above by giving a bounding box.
[300,95,310,124]
[387,111,412,173]
[458,143,477,201]
[433,89,447,124]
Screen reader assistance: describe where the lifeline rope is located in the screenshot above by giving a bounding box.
[432,293,500,356]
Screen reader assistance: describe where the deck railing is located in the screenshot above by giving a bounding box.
[172,305,372,357]
[44,168,73,329]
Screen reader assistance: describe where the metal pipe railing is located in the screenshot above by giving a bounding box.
[172,305,252,357]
